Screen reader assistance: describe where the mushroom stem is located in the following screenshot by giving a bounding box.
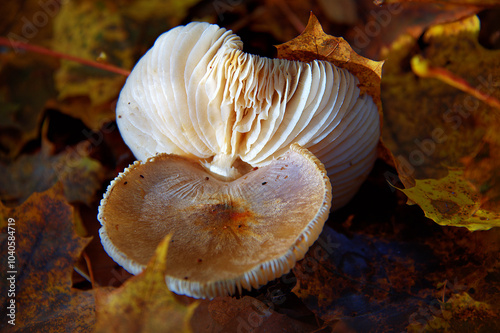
[205,153,241,180]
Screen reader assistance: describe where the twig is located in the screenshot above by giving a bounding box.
[82,251,96,289]
[0,37,131,76]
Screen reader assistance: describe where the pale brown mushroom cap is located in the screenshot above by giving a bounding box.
[98,144,331,299]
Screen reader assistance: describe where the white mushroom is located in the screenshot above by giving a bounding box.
[116,22,380,208]
[99,22,380,299]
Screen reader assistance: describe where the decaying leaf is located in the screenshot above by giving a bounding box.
[292,224,433,331]
[292,218,500,331]
[407,292,500,333]
[400,168,500,230]
[381,15,500,229]
[0,128,106,206]
[94,235,197,333]
[51,0,131,130]
[0,184,94,332]
[0,53,57,158]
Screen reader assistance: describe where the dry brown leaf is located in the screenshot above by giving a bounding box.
[0,125,106,206]
[0,183,94,332]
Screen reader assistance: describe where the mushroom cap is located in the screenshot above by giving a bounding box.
[116,22,380,209]
[98,144,331,299]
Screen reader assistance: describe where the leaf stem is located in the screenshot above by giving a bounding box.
[0,37,131,76]
[411,55,500,111]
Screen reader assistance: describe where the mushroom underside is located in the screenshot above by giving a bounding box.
[98,144,331,298]
[116,22,380,209]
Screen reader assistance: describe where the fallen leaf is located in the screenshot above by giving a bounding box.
[0,183,94,332]
[0,122,106,206]
[346,2,480,61]
[462,127,500,213]
[94,235,197,333]
[381,15,500,228]
[292,224,434,331]
[407,292,500,333]
[292,219,500,332]
[400,168,500,230]
[0,53,57,158]
[51,0,131,130]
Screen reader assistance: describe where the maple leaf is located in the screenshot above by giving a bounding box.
[0,184,94,332]
[94,235,197,333]
[381,15,500,230]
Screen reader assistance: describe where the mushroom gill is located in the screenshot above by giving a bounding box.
[116,21,380,209]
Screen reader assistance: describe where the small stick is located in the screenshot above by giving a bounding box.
[0,37,131,76]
